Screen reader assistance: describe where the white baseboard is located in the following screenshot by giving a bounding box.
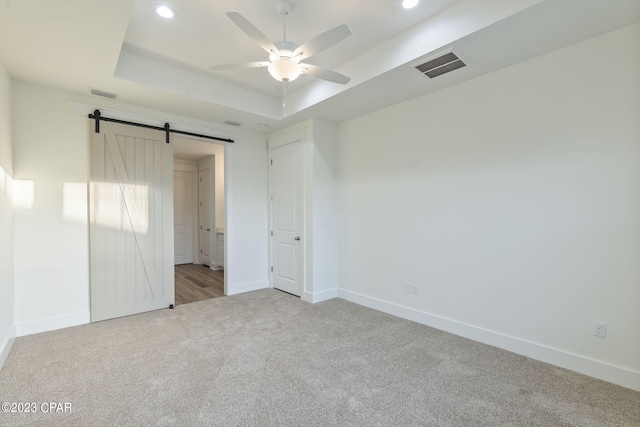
[303,288,338,304]
[338,289,640,392]
[227,279,269,296]
[0,324,16,371]
[16,311,90,337]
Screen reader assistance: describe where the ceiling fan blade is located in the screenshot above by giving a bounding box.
[209,61,269,71]
[226,12,279,55]
[300,63,351,84]
[292,24,352,61]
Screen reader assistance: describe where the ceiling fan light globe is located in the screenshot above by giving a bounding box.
[155,5,176,18]
[402,0,420,9]
[268,59,302,82]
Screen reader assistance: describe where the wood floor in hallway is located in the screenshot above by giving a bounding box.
[174,264,224,305]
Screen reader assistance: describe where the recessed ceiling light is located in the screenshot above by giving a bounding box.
[402,0,420,9]
[155,5,176,19]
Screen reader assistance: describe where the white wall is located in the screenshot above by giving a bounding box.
[0,63,11,174]
[336,23,640,390]
[225,129,269,294]
[310,120,339,300]
[12,82,269,332]
[13,82,90,334]
[0,60,15,368]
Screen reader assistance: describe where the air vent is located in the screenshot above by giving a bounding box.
[90,88,117,99]
[225,120,242,127]
[413,49,466,79]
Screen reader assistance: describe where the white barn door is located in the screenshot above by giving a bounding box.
[89,122,174,322]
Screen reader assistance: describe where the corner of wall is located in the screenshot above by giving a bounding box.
[224,128,269,295]
[304,289,338,304]
[15,312,90,337]
[0,325,16,371]
[226,280,269,296]
[0,58,16,372]
[310,119,339,295]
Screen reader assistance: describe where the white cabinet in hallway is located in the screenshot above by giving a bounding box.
[214,231,224,270]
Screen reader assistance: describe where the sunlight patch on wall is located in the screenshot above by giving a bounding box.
[11,179,35,210]
[0,164,9,203]
[89,182,149,234]
[62,182,88,224]
[1,164,36,210]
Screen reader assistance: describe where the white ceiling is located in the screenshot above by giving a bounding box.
[0,0,639,135]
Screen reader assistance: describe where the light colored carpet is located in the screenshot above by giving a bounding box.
[0,289,638,426]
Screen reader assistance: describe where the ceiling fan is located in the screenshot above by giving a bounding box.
[210,1,352,85]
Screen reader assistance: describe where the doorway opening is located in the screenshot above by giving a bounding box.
[173,134,226,306]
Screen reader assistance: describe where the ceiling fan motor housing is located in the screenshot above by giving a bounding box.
[273,40,298,58]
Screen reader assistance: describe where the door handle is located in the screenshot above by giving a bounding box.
[295,236,301,241]
[206,228,211,231]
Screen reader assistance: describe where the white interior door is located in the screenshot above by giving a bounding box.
[270,141,303,296]
[89,122,174,322]
[199,160,213,266]
[174,169,194,265]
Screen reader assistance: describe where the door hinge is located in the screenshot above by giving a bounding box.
[200,249,203,253]
[271,266,273,272]
[270,230,273,236]
[270,159,273,165]
[200,177,202,182]
[270,195,273,201]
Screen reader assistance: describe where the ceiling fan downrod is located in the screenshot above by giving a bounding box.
[276,1,293,42]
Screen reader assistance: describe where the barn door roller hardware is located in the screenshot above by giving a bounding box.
[88,109,234,144]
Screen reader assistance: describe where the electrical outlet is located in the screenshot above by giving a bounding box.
[593,321,607,338]
[411,284,417,295]
[404,283,411,294]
